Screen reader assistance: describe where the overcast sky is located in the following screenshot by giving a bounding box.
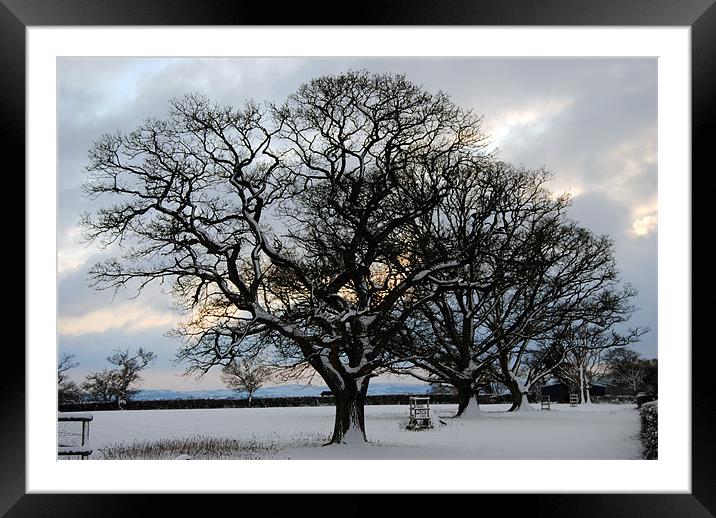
[57,57,657,390]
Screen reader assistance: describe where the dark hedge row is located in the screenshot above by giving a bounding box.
[58,394,635,412]
[639,400,658,459]
[58,393,459,412]
[57,392,640,412]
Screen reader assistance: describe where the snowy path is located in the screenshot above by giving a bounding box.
[72,403,641,460]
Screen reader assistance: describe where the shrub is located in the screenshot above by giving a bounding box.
[639,400,658,459]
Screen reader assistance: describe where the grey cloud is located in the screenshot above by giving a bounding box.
[58,326,180,371]
[58,261,175,319]
[567,191,657,357]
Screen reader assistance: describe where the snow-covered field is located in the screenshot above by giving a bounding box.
[63,403,642,460]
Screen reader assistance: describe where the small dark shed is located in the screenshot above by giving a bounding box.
[541,382,606,403]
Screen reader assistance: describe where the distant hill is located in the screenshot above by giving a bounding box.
[135,383,431,401]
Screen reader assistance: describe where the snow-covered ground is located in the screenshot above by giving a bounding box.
[63,403,641,460]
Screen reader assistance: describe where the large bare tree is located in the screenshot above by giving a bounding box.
[388,162,564,416]
[492,228,646,411]
[82,71,488,443]
[390,161,644,415]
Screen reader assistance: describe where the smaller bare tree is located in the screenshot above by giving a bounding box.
[83,348,156,407]
[82,368,118,403]
[220,358,271,407]
[603,348,647,394]
[58,353,83,404]
[552,327,643,404]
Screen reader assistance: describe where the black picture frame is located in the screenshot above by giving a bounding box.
[4,0,711,515]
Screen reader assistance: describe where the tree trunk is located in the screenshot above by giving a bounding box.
[328,377,369,445]
[455,384,482,419]
[514,390,534,412]
[506,380,522,412]
[506,380,535,412]
[248,391,253,407]
[499,353,522,412]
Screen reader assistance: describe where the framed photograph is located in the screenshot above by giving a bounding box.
[6,0,711,515]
